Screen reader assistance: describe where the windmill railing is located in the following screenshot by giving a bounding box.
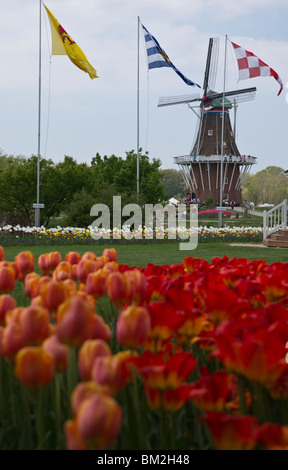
[173,154,257,165]
[263,199,287,240]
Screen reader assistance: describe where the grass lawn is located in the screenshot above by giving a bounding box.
[3,241,288,269]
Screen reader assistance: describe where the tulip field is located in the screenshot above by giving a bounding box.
[1,228,288,450]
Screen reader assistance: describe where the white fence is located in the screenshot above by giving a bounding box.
[263,199,287,239]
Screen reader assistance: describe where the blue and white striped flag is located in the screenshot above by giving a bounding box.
[141,23,200,88]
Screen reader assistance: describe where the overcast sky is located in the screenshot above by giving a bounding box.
[0,0,288,177]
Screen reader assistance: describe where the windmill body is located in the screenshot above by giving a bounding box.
[158,37,257,206]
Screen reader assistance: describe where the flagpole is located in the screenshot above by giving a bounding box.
[35,0,42,227]
[219,35,227,228]
[136,17,140,203]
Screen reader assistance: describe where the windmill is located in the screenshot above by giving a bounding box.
[158,37,257,206]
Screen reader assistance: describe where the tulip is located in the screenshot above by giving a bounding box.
[40,280,69,313]
[52,261,73,282]
[65,251,81,265]
[86,270,107,299]
[24,272,41,298]
[0,266,16,294]
[71,381,111,415]
[92,350,135,395]
[56,296,95,347]
[14,251,34,281]
[130,350,197,390]
[255,423,288,450]
[76,393,122,449]
[201,411,259,450]
[65,419,89,450]
[0,326,4,357]
[42,334,69,372]
[78,339,111,381]
[82,252,97,262]
[116,305,151,349]
[19,305,50,345]
[81,313,112,344]
[0,245,4,261]
[15,346,55,389]
[0,294,17,325]
[38,251,62,276]
[76,259,98,284]
[2,317,26,362]
[106,271,129,305]
[102,248,117,262]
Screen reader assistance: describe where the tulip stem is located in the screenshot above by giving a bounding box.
[236,374,247,415]
[36,388,45,450]
[67,346,78,418]
[20,384,33,449]
[53,373,63,448]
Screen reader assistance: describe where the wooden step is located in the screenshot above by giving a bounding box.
[262,238,288,247]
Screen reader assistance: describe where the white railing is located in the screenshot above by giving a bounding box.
[173,154,257,165]
[263,199,287,239]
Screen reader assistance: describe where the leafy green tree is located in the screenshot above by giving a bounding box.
[243,166,288,206]
[160,169,186,200]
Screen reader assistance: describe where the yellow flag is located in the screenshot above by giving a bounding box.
[44,4,98,79]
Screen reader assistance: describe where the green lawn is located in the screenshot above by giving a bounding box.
[3,241,288,269]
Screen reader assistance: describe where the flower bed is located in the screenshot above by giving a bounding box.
[198,209,234,218]
[0,225,264,245]
[0,245,288,450]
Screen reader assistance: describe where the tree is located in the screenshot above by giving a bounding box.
[160,169,186,200]
[0,155,91,226]
[243,166,288,206]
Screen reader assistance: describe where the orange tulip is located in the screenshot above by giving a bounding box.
[40,280,69,313]
[76,259,98,284]
[0,294,17,325]
[65,251,81,265]
[86,270,107,299]
[71,381,111,415]
[38,251,62,276]
[82,252,98,262]
[14,251,34,281]
[0,266,16,294]
[56,296,95,347]
[19,305,50,345]
[42,334,69,372]
[78,339,111,381]
[116,305,151,349]
[102,248,117,262]
[106,271,129,305]
[15,346,55,389]
[76,393,122,449]
[92,351,135,395]
[65,419,89,450]
[52,261,73,282]
[0,245,4,261]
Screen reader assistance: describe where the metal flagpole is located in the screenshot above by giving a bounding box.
[35,0,42,227]
[219,35,227,228]
[136,17,140,203]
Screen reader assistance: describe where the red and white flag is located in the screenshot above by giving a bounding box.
[231,41,283,96]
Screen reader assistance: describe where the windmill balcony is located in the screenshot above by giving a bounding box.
[173,154,257,165]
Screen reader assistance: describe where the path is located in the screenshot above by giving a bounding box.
[231,206,264,217]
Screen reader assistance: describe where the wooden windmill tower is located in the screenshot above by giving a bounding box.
[158,37,257,206]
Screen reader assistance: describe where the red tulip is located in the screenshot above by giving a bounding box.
[201,411,259,450]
